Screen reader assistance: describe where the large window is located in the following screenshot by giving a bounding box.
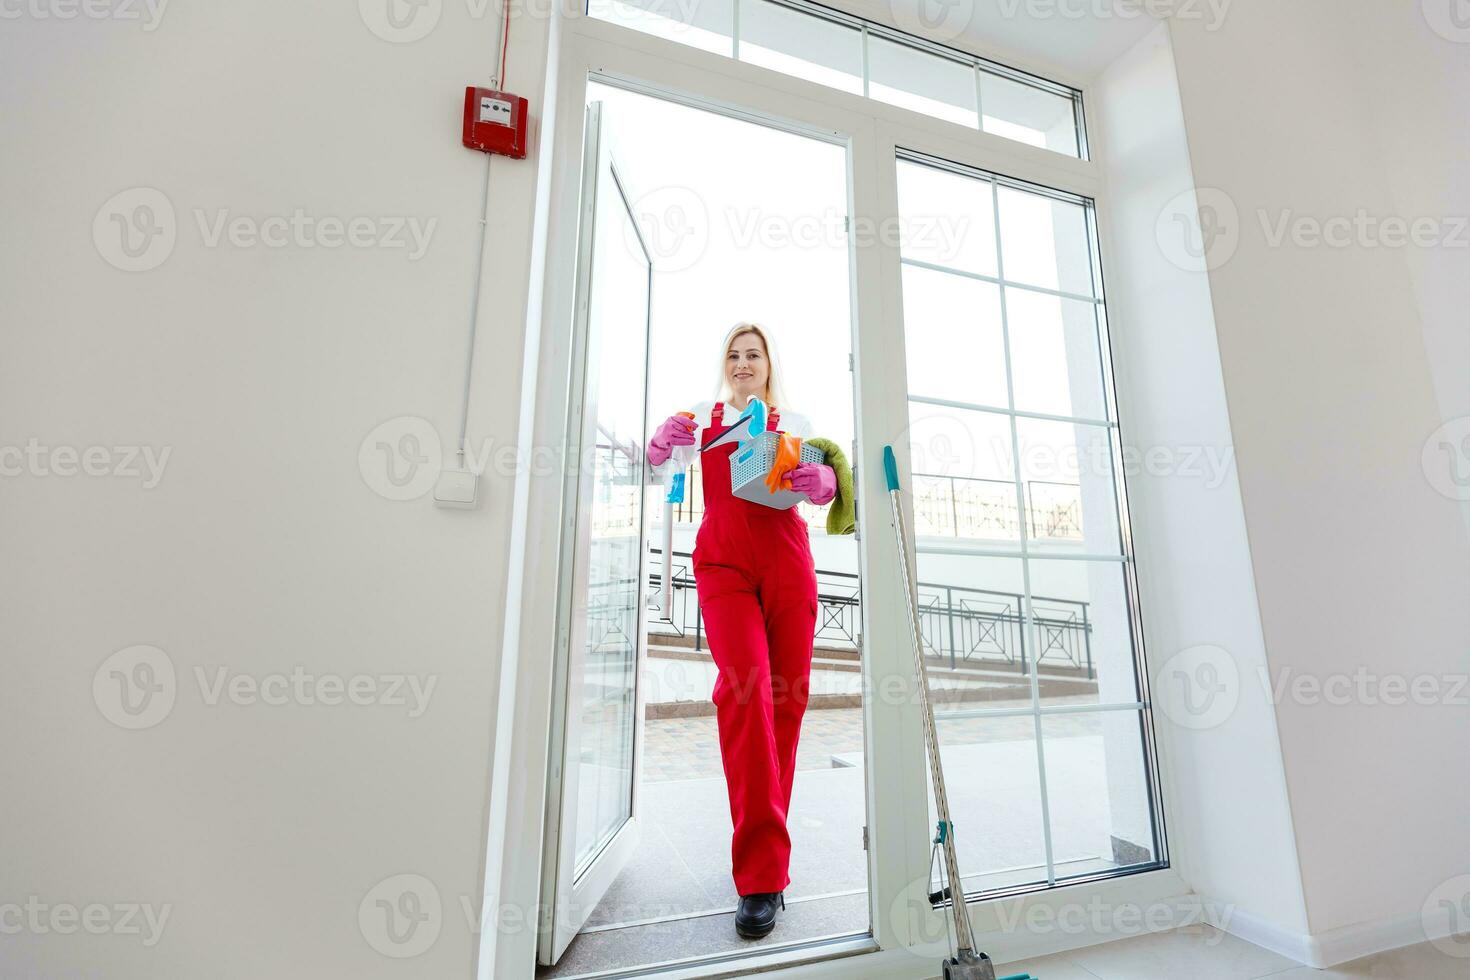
[587,0,1086,158]
[895,151,1165,894]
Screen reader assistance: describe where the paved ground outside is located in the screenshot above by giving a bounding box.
[641,698,1104,783]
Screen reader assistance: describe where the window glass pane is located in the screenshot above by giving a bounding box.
[997,185,1095,298]
[895,160,997,276]
[980,72,1079,156]
[909,553,1046,892]
[930,713,1047,894]
[1042,711,1157,879]
[868,36,977,129]
[1005,288,1106,421]
[1016,417,1120,557]
[916,552,1026,674]
[572,156,649,875]
[905,405,1018,545]
[738,0,862,94]
[588,0,733,55]
[901,266,1007,409]
[1025,557,1138,709]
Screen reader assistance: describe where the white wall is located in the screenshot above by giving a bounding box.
[1342,2,1470,546]
[0,3,555,977]
[1091,22,1310,946]
[1161,0,1470,957]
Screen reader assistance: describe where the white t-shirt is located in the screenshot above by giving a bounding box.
[654,399,813,481]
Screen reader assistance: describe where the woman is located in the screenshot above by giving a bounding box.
[647,322,837,940]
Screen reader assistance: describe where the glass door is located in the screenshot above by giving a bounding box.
[539,101,655,966]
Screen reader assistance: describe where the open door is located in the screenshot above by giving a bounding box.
[538,102,654,966]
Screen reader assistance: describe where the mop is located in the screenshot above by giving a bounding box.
[884,446,1035,980]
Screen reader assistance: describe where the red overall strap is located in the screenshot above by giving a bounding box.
[710,401,780,433]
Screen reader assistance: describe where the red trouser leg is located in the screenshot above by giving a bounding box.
[698,561,790,895]
[697,526,818,896]
[760,570,817,820]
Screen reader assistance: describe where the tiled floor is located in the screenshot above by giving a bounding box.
[998,924,1470,979]
[543,918,1468,979]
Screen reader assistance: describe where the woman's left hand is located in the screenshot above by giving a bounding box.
[788,463,836,505]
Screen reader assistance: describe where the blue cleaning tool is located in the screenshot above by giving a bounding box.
[700,397,767,453]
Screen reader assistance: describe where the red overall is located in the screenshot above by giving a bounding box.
[693,403,819,896]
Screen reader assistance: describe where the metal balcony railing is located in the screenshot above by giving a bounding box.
[643,549,1094,678]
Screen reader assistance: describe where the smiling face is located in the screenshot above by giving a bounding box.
[725,331,770,406]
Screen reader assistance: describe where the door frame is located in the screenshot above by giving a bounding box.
[487,10,1188,979]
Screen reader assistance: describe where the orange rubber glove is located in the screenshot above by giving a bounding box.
[764,433,803,493]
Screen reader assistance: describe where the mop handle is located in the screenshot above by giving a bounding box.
[883,445,978,958]
[884,443,901,493]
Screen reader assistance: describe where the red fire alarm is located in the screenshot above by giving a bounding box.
[463,86,529,159]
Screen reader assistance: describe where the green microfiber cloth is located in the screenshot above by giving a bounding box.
[804,437,855,535]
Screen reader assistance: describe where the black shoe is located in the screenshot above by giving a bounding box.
[735,891,785,939]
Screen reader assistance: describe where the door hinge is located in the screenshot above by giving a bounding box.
[848,351,854,372]
[862,825,869,851]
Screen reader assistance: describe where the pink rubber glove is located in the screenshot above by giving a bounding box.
[788,463,836,505]
[647,413,697,467]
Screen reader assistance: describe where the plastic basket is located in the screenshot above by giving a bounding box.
[729,431,825,510]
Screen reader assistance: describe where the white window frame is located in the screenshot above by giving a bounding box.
[588,0,1090,159]
[486,9,1186,979]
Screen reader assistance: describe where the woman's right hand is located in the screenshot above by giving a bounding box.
[647,413,698,467]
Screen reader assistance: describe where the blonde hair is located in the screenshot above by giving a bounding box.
[715,321,794,415]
